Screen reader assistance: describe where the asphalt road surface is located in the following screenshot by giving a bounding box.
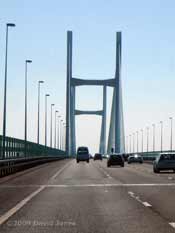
[0,158,175,233]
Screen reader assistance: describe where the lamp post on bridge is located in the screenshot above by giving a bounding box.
[129,134,131,153]
[141,129,143,153]
[169,117,173,151]
[2,23,16,159]
[50,104,55,147]
[24,60,32,156]
[54,110,58,148]
[152,124,155,152]
[63,123,66,151]
[133,133,135,153]
[160,121,163,152]
[126,136,128,153]
[60,120,63,150]
[45,94,50,146]
[37,80,44,144]
[146,127,149,153]
[57,115,61,149]
[136,131,139,153]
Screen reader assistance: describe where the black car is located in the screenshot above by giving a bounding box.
[107,154,124,167]
[94,153,103,161]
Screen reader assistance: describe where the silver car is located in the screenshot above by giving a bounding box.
[153,153,175,173]
[128,154,143,164]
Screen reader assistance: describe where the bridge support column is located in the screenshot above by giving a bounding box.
[99,86,107,154]
[70,86,76,156]
[66,31,72,156]
[107,32,125,154]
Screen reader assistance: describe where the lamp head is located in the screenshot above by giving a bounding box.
[7,23,16,27]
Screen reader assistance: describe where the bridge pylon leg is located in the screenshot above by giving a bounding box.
[99,86,107,154]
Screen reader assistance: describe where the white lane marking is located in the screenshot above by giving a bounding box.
[1,183,175,188]
[168,177,173,180]
[169,222,175,228]
[128,191,152,208]
[0,186,45,226]
[50,160,72,180]
[128,191,134,196]
[142,202,152,207]
[99,167,112,179]
[0,161,72,225]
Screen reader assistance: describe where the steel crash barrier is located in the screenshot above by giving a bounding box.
[0,135,67,177]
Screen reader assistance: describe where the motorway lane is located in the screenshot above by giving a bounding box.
[0,159,70,216]
[0,159,175,232]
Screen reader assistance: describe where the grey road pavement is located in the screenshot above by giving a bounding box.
[0,159,175,233]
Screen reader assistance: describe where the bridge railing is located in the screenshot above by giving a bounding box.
[126,150,175,161]
[0,135,67,177]
[0,135,66,159]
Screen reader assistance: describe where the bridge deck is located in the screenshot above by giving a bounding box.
[0,159,175,232]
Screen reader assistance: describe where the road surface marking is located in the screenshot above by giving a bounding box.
[169,222,175,228]
[50,160,72,180]
[168,177,173,180]
[99,167,112,179]
[1,183,175,188]
[128,191,152,208]
[0,186,45,226]
[142,202,152,207]
[128,191,134,196]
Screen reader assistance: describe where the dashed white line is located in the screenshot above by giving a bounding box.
[128,191,152,208]
[99,167,112,179]
[169,222,175,228]
[142,202,152,207]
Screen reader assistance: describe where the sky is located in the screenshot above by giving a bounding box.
[1,0,175,154]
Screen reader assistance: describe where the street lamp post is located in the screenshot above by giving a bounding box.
[2,23,16,159]
[133,133,135,153]
[146,127,149,153]
[50,104,55,147]
[54,110,58,148]
[152,124,155,152]
[37,80,44,144]
[57,116,61,149]
[45,94,50,146]
[63,123,66,151]
[24,60,32,157]
[160,121,163,152]
[129,134,131,153]
[141,129,143,153]
[60,120,63,150]
[136,131,139,153]
[169,117,173,151]
[126,136,128,153]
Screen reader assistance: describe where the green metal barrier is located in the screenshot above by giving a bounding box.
[0,135,66,159]
[0,135,67,177]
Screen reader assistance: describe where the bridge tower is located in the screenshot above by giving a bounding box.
[66,31,125,156]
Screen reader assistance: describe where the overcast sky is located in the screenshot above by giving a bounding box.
[1,0,175,154]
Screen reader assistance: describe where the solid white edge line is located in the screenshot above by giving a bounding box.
[50,160,72,180]
[0,160,72,225]
[0,186,45,226]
